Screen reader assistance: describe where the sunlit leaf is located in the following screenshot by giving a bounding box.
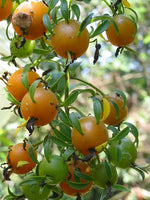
[101,97,111,121]
[71,4,80,21]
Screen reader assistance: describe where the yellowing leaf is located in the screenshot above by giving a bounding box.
[95,141,108,153]
[43,37,52,46]
[17,161,29,168]
[122,0,130,8]
[14,119,29,137]
[101,97,110,121]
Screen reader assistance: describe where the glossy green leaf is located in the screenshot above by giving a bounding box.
[90,20,110,38]
[93,97,102,124]
[78,13,93,36]
[58,108,72,126]
[109,127,130,144]
[124,122,139,147]
[62,90,79,106]
[44,135,51,162]
[52,126,71,142]
[107,126,119,136]
[51,6,60,24]
[112,184,130,192]
[50,135,71,147]
[29,79,41,103]
[70,112,84,135]
[65,180,91,189]
[71,4,80,21]
[60,0,70,23]
[28,145,39,164]
[52,120,72,139]
[43,14,54,34]
[48,0,59,12]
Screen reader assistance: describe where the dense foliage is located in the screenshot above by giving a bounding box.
[0,0,150,199]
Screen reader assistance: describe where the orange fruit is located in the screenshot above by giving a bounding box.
[12,1,50,40]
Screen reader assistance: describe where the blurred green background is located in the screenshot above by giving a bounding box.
[0,0,150,199]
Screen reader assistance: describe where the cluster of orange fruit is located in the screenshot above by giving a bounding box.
[0,0,139,199]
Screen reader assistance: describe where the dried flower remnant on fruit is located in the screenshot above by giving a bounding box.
[12,12,32,29]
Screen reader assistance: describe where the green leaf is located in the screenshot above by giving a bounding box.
[71,4,80,21]
[60,0,70,23]
[51,6,60,24]
[131,166,145,181]
[57,76,66,98]
[109,127,130,144]
[65,180,90,189]
[19,176,45,186]
[114,146,122,167]
[52,120,72,139]
[115,89,127,108]
[100,189,107,200]
[44,135,51,162]
[107,126,119,136]
[1,0,6,8]
[70,112,84,135]
[21,64,32,91]
[124,122,139,147]
[59,108,72,126]
[7,187,16,197]
[62,90,79,106]
[109,99,120,119]
[63,147,75,160]
[43,14,54,34]
[124,46,137,54]
[74,169,93,181]
[93,97,102,124]
[29,79,41,103]
[50,135,71,147]
[33,48,50,55]
[112,184,130,192]
[78,13,93,36]
[52,126,71,142]
[6,92,21,106]
[90,20,110,38]
[28,145,39,164]
[104,160,112,180]
[111,19,119,35]
[48,0,59,12]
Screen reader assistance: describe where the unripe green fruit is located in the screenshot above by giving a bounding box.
[92,162,118,189]
[21,175,51,200]
[10,36,35,58]
[108,138,137,169]
[39,155,68,185]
